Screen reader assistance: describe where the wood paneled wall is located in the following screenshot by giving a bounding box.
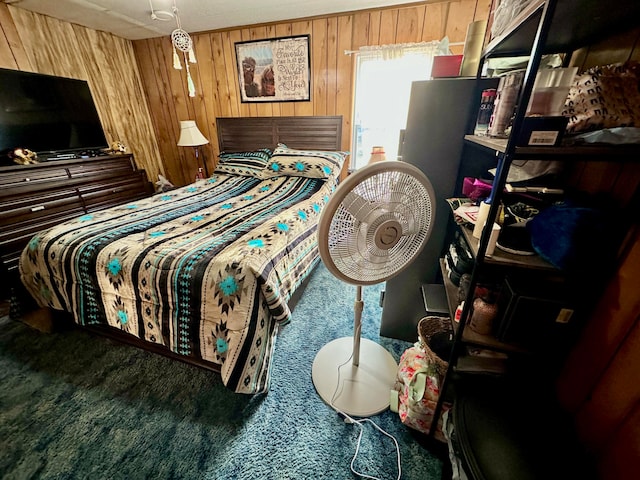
[0,4,163,185]
[132,0,491,186]
[1,1,491,187]
[556,226,640,480]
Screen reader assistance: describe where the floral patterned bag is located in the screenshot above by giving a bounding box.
[391,317,452,442]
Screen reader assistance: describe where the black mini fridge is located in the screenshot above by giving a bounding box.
[379,76,498,342]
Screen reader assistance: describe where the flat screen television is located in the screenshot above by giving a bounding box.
[0,68,109,159]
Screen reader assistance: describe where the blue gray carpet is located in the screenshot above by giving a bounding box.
[0,263,443,479]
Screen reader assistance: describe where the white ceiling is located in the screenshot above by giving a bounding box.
[4,0,421,40]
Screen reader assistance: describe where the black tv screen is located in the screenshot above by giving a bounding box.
[0,68,108,157]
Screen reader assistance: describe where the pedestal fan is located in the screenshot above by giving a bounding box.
[312,160,436,417]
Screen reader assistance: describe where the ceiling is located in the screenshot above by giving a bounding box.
[4,0,421,40]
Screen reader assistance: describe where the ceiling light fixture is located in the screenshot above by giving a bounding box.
[150,10,174,21]
[148,0,173,21]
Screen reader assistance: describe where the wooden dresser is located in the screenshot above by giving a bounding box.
[0,154,153,294]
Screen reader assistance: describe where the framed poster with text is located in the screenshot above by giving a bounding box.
[235,35,310,102]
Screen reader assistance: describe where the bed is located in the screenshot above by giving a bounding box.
[19,115,345,394]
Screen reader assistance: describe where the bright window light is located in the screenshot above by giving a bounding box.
[351,42,446,169]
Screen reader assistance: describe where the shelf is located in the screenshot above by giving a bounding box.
[464,135,509,152]
[439,258,528,355]
[483,0,640,57]
[464,135,640,159]
[459,225,557,272]
[455,355,507,375]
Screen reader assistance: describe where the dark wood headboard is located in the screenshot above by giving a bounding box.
[216,116,343,153]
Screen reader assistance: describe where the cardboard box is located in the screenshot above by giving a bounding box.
[432,55,463,78]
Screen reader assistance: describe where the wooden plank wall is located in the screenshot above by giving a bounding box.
[0,4,164,185]
[132,0,491,186]
[556,226,640,480]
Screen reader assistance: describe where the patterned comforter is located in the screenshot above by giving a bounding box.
[19,172,337,393]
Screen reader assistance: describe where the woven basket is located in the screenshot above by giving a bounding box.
[417,316,452,377]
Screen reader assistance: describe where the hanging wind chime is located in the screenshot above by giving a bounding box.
[150,0,197,97]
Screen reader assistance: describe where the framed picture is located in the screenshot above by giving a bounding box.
[235,34,311,103]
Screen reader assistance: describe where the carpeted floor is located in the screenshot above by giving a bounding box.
[0,263,445,480]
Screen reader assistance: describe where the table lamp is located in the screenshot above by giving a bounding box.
[177,120,209,176]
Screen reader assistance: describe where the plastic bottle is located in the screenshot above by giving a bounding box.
[454,301,465,323]
[473,199,491,239]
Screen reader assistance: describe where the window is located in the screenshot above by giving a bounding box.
[351,41,448,170]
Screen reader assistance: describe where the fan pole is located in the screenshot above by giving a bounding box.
[353,285,363,367]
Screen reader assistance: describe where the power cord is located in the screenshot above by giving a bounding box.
[329,353,402,480]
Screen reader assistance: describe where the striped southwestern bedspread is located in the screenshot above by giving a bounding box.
[20,172,337,393]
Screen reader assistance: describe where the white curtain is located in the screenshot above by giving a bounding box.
[351,40,450,169]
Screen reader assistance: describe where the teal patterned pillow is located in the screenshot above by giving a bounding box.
[215,148,272,177]
[264,145,349,179]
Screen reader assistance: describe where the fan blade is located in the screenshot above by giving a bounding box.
[343,191,379,223]
[383,185,430,237]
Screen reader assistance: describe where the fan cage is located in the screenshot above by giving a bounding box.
[319,161,435,286]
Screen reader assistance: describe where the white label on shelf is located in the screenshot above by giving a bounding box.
[555,308,574,324]
[528,130,559,145]
[30,205,45,212]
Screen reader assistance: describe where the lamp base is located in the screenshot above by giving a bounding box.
[312,337,398,417]
[194,146,208,177]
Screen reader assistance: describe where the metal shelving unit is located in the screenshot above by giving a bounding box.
[429,0,640,444]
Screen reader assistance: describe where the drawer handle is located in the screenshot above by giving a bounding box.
[31,205,45,212]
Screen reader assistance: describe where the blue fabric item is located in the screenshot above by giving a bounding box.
[526,202,617,273]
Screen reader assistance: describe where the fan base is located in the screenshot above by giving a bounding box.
[312,337,398,417]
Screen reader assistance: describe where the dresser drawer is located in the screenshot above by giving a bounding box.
[0,166,70,193]
[66,155,135,179]
[0,154,150,279]
[0,208,84,269]
[0,188,83,228]
[78,173,151,212]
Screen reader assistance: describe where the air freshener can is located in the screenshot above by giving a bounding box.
[488,71,524,138]
[474,88,496,136]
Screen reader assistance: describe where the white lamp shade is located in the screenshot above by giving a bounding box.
[177,120,209,147]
